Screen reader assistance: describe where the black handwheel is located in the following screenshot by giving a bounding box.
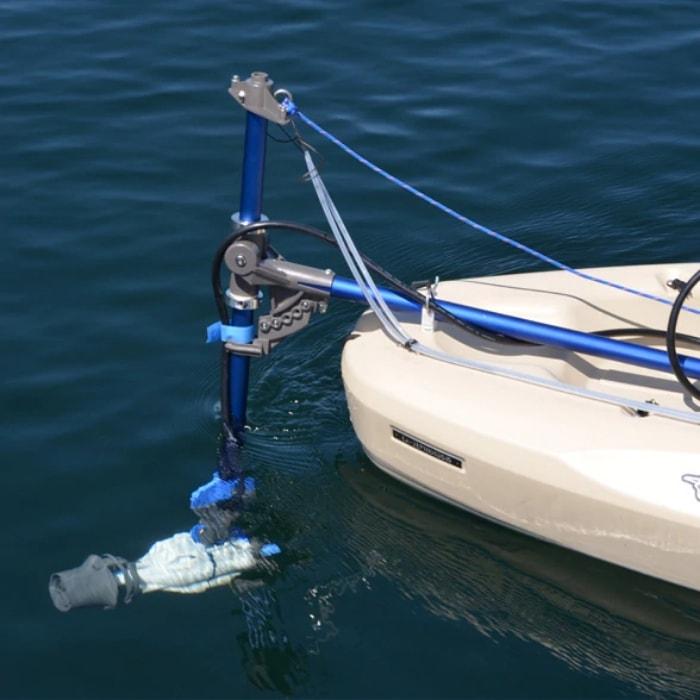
[666,268,700,399]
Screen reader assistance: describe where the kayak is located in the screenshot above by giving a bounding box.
[342,262,700,591]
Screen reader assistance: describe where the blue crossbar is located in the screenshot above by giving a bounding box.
[329,275,700,380]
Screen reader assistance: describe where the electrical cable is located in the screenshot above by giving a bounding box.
[600,327,700,346]
[666,269,700,400]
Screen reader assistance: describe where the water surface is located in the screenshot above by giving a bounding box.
[4,1,700,697]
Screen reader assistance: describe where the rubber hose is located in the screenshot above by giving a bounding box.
[666,269,700,399]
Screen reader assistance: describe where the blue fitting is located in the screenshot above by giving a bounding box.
[207,321,256,344]
[189,523,204,543]
[190,473,256,510]
[260,543,281,557]
[281,98,298,116]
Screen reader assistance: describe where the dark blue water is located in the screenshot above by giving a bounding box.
[4,1,700,697]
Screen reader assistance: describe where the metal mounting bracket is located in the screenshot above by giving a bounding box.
[228,72,290,125]
[223,236,334,356]
[256,287,328,354]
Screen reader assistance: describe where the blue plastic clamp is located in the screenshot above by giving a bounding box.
[190,473,256,510]
[206,322,256,344]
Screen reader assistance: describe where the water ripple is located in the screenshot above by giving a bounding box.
[6,1,700,697]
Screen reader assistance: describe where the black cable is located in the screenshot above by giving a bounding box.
[598,327,700,346]
[220,343,232,435]
[666,269,700,399]
[267,130,298,144]
[268,123,316,158]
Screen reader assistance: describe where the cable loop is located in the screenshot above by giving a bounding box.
[666,269,700,399]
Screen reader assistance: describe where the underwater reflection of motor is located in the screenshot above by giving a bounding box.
[233,578,309,694]
[338,459,700,699]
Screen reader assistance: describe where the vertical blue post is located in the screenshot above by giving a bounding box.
[229,111,268,432]
[239,112,268,224]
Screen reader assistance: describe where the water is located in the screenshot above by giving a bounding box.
[4,1,700,697]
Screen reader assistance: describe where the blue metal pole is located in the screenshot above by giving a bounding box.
[329,275,700,381]
[229,112,268,431]
[239,112,268,224]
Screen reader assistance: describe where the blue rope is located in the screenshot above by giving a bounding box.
[283,99,699,316]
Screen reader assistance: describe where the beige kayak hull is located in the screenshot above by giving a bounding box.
[341,262,700,591]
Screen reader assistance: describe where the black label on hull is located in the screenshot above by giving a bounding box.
[391,428,463,469]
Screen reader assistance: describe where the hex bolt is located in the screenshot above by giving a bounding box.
[301,300,310,310]
[272,319,281,330]
[235,255,247,268]
[260,321,270,332]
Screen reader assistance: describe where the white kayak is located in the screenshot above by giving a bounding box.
[341,262,700,592]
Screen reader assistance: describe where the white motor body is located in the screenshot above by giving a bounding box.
[135,532,260,594]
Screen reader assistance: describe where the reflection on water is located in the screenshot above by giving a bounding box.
[233,578,308,694]
[227,453,700,697]
[335,461,700,699]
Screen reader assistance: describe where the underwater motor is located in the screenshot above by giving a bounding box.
[49,533,280,611]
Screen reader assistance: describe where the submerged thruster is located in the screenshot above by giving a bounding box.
[50,533,280,611]
[49,468,280,611]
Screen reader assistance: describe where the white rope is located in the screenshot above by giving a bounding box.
[304,151,409,346]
